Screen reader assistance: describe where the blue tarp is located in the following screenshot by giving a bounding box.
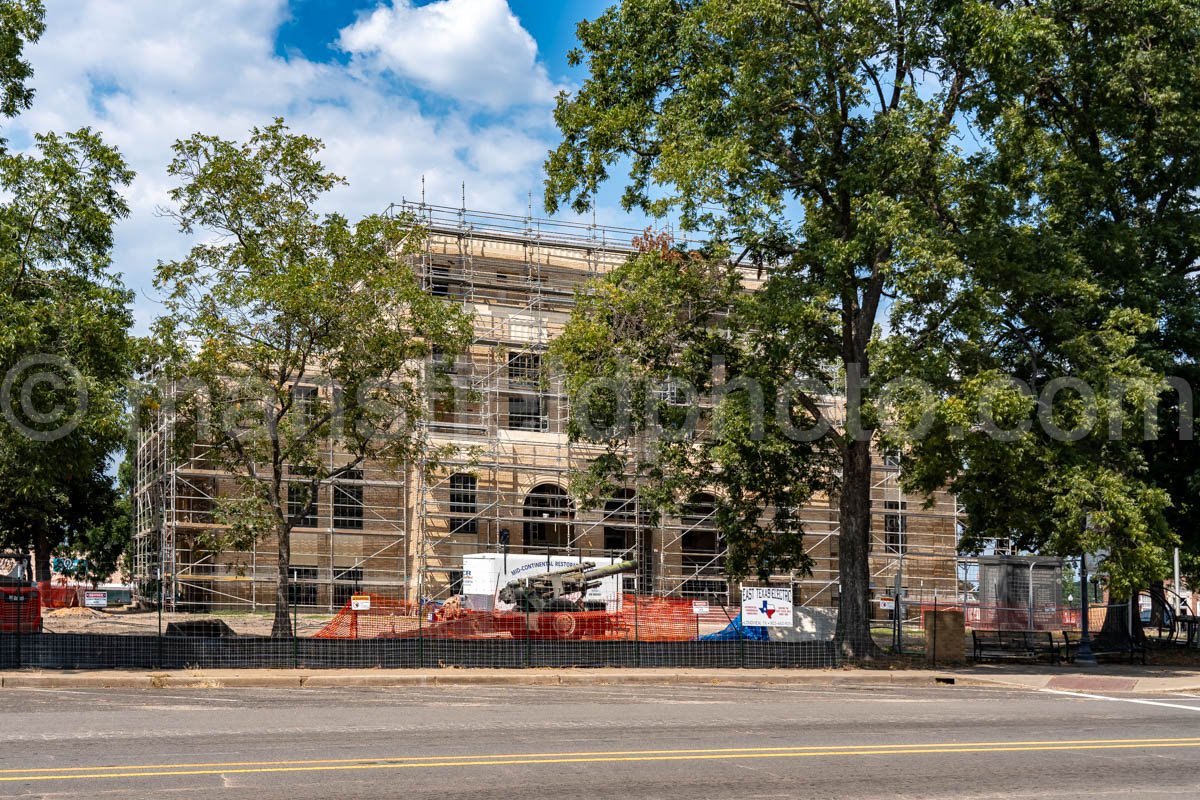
[698,613,769,641]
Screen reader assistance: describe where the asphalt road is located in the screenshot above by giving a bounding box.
[2,682,1199,799]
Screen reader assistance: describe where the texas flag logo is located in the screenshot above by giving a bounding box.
[760,600,776,619]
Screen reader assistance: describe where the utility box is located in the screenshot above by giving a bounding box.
[977,555,1064,629]
[924,609,965,665]
[0,554,41,634]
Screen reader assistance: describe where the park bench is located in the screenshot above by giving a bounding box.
[971,629,1062,664]
[1176,614,1200,648]
[1061,630,1146,665]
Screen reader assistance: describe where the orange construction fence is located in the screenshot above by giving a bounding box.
[38,581,80,609]
[314,594,713,641]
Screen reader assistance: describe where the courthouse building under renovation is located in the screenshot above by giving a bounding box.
[132,203,961,614]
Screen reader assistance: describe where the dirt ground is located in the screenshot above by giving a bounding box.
[41,607,336,637]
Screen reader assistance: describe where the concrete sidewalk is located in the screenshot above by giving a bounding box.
[956,663,1200,694]
[3,664,1199,693]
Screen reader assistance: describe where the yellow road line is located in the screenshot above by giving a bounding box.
[5,736,1200,774]
[3,739,1200,783]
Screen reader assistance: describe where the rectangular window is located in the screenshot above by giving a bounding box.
[447,569,464,596]
[333,469,364,530]
[507,353,540,387]
[526,521,548,545]
[604,527,630,552]
[287,481,318,528]
[177,479,215,524]
[288,567,318,606]
[884,500,908,553]
[430,264,450,296]
[291,385,318,428]
[679,578,727,604]
[507,395,546,431]
[448,473,478,535]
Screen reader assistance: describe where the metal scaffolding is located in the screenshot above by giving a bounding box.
[405,200,643,603]
[132,200,962,613]
[132,384,411,612]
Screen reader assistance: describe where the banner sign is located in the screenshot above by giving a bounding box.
[461,554,624,611]
[83,591,108,609]
[741,586,792,627]
[350,595,371,611]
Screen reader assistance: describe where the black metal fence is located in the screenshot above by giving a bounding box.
[0,632,837,670]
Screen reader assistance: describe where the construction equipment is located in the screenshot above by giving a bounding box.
[0,553,41,633]
[497,560,636,612]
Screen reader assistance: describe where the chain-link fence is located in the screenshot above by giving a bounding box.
[5,549,1180,671]
[0,634,839,670]
[0,591,841,670]
[0,603,1170,670]
[880,599,1158,665]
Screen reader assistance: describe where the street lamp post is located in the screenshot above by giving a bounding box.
[500,528,510,575]
[1076,554,1097,666]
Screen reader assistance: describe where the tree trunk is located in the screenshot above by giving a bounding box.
[1098,593,1144,644]
[1147,580,1167,629]
[32,530,52,584]
[272,522,293,638]
[835,437,882,659]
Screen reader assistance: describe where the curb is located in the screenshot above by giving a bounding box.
[0,670,977,691]
[5,670,1190,692]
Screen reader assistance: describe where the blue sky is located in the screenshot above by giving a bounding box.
[275,1,608,76]
[6,0,640,333]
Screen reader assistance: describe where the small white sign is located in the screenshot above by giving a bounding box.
[1084,550,1110,573]
[83,591,108,609]
[350,595,371,611]
[691,600,710,615]
[878,597,895,611]
[741,586,792,627]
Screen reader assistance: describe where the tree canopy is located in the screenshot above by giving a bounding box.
[0,0,137,583]
[547,0,1198,653]
[154,119,472,636]
[548,0,981,656]
[886,0,1200,599]
[552,233,840,581]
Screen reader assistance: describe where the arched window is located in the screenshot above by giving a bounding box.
[523,483,572,549]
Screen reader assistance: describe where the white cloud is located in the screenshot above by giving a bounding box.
[4,0,565,333]
[338,0,564,110]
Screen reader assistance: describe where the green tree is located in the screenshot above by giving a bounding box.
[886,0,1199,604]
[0,130,135,583]
[553,234,839,585]
[0,0,42,120]
[546,0,978,656]
[154,120,472,637]
[52,456,135,586]
[0,0,137,584]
